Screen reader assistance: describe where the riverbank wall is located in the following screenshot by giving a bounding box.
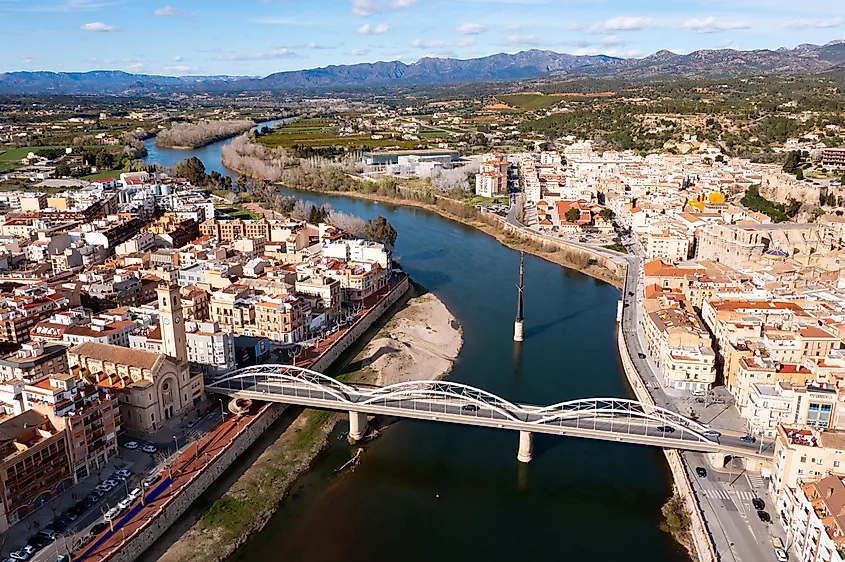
[616,295,717,562]
[80,277,411,562]
[98,403,285,562]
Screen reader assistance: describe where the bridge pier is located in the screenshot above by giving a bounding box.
[517,431,533,463]
[348,411,368,441]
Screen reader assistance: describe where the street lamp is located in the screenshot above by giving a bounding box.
[717,542,736,562]
[172,435,179,452]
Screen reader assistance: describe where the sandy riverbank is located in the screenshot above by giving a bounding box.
[153,287,461,562]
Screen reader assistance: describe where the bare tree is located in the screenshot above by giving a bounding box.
[329,210,366,237]
[156,119,256,149]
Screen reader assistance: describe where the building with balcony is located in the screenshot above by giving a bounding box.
[782,474,845,562]
[0,342,68,382]
[0,410,73,530]
[772,426,845,508]
[23,373,121,481]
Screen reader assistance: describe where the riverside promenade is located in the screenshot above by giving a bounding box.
[73,275,411,562]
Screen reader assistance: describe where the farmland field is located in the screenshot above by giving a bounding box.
[496,94,563,110]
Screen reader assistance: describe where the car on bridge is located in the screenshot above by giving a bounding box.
[702,429,721,438]
[461,404,479,412]
[656,426,675,433]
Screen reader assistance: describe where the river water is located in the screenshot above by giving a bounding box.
[145,129,688,562]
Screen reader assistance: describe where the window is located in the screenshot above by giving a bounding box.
[835,461,840,468]
[800,455,807,463]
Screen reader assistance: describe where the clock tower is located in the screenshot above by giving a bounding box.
[157,283,187,364]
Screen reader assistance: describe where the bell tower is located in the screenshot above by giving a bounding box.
[157,283,187,364]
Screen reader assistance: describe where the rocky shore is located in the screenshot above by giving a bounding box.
[151,287,462,562]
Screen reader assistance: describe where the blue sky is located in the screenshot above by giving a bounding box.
[2,0,844,75]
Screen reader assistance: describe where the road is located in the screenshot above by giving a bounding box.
[502,192,782,561]
[207,374,766,457]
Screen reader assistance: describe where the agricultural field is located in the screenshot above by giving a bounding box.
[496,94,563,111]
[0,145,68,172]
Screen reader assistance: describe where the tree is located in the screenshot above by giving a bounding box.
[175,156,207,186]
[55,162,71,178]
[795,168,804,180]
[307,204,329,224]
[599,208,616,221]
[564,208,581,222]
[365,216,398,247]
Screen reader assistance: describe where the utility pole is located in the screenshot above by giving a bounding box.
[514,251,525,342]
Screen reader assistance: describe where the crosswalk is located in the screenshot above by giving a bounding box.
[700,488,757,501]
[747,475,768,489]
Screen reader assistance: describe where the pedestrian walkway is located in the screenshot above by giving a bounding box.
[746,475,768,490]
[701,488,756,501]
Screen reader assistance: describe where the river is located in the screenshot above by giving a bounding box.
[144,130,689,562]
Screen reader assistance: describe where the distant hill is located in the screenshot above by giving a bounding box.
[2,43,844,95]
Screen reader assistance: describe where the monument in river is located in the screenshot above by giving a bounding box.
[514,252,524,342]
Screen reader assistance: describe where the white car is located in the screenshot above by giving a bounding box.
[691,390,706,397]
[129,487,143,501]
[104,507,121,522]
[775,548,788,562]
[141,444,158,454]
[123,441,139,450]
[117,497,133,510]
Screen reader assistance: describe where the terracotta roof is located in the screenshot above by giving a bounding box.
[71,341,161,370]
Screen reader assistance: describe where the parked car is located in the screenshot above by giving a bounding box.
[117,497,133,510]
[740,435,756,444]
[695,467,707,477]
[36,528,56,541]
[691,390,706,397]
[61,510,78,521]
[9,549,32,561]
[186,419,200,429]
[27,535,51,549]
[757,510,771,523]
[123,441,139,450]
[141,444,158,454]
[91,488,105,498]
[116,469,132,480]
[90,522,109,535]
[752,498,765,510]
[104,478,119,488]
[104,507,121,522]
[143,474,161,488]
[96,482,114,493]
[50,517,68,532]
[129,487,143,501]
[775,548,788,562]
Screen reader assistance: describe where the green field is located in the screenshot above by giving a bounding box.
[496,94,563,111]
[259,133,421,150]
[80,169,125,180]
[217,205,261,220]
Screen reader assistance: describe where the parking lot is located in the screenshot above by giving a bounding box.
[0,400,224,562]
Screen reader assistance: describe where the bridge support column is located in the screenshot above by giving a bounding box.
[348,411,368,442]
[517,431,533,463]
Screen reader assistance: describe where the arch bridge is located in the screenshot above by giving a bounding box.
[205,365,760,462]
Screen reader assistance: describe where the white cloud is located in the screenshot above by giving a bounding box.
[172,55,183,61]
[412,38,476,48]
[349,48,370,56]
[357,23,389,35]
[21,57,33,65]
[126,62,146,71]
[783,17,844,29]
[502,34,544,47]
[214,48,298,61]
[351,0,415,17]
[456,23,486,35]
[588,16,652,33]
[153,5,181,16]
[162,64,198,74]
[572,47,640,58]
[681,17,749,33]
[80,21,117,32]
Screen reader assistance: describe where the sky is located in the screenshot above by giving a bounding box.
[1,0,844,76]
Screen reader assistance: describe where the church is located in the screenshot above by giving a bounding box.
[68,284,204,432]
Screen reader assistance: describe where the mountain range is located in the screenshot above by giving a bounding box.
[2,42,844,95]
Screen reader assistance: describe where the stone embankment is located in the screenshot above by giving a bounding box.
[616,282,717,562]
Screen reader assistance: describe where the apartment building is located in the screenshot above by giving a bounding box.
[772,426,845,504]
[254,295,306,344]
[0,410,73,529]
[743,382,838,438]
[643,305,717,391]
[782,474,845,562]
[645,224,692,263]
[62,316,137,347]
[0,342,68,381]
[200,218,271,242]
[23,373,121,480]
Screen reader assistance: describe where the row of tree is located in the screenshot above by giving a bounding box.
[156,119,256,149]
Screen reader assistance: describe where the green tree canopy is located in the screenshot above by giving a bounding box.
[175,156,207,186]
[564,208,581,222]
[365,216,398,247]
